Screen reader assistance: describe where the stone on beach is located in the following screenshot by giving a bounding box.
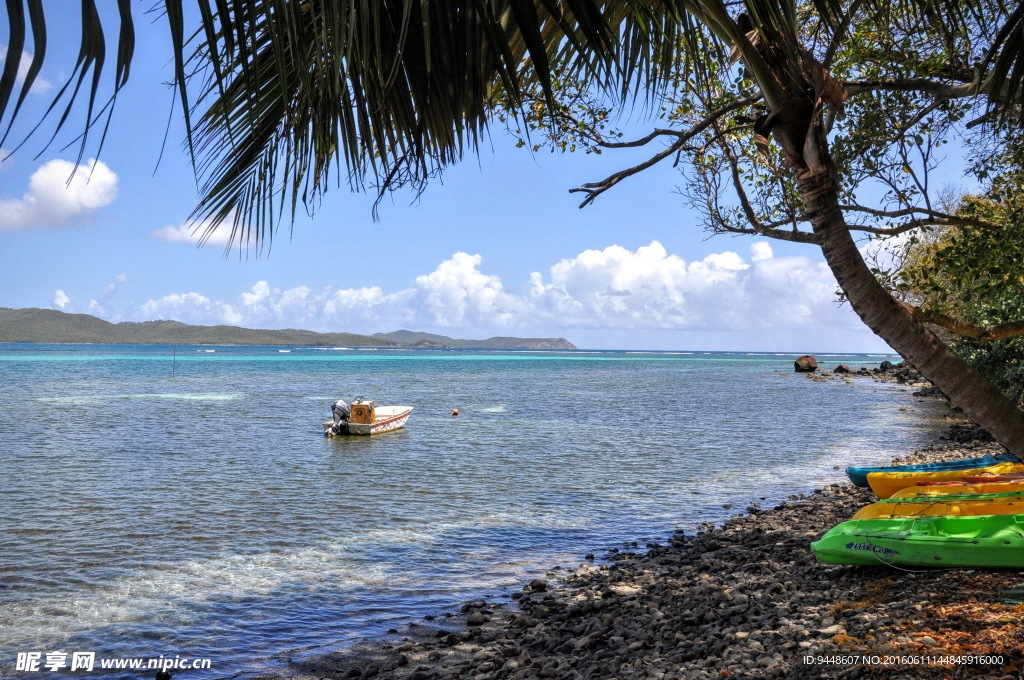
[280,412,1020,679]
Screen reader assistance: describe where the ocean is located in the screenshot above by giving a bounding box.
[0,344,947,678]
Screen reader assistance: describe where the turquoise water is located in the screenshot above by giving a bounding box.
[0,344,944,678]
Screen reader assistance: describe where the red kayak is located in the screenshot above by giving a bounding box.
[961,473,1024,483]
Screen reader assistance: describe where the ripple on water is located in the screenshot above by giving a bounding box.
[1,346,936,679]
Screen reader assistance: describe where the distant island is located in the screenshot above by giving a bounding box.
[0,308,576,350]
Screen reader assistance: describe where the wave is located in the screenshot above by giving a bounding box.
[35,396,103,405]
[510,350,600,354]
[0,512,584,649]
[36,393,244,404]
[124,393,242,400]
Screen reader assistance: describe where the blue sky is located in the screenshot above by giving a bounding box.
[0,10,901,352]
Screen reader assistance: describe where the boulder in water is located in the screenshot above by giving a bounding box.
[794,355,817,372]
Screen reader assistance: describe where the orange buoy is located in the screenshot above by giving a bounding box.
[451,408,459,417]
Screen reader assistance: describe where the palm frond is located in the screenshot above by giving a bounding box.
[1,0,134,163]
[982,3,1024,124]
[14,0,981,249]
[180,0,694,250]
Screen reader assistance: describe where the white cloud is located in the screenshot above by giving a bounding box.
[87,274,129,316]
[0,158,118,232]
[52,290,70,310]
[750,241,773,262]
[124,240,863,343]
[859,232,916,273]
[103,274,128,297]
[413,252,524,326]
[0,45,53,94]
[140,292,244,326]
[151,217,234,247]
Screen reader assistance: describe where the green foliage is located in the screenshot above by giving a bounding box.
[899,161,1024,403]
[955,336,1024,405]
[899,147,1024,315]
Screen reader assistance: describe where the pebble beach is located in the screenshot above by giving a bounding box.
[263,371,1024,680]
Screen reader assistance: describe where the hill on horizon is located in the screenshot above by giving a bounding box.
[372,329,576,349]
[0,308,577,350]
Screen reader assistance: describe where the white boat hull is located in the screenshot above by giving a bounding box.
[323,406,413,436]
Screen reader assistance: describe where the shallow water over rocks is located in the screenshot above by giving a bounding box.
[0,345,945,679]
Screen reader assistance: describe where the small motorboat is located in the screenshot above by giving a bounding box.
[324,398,413,436]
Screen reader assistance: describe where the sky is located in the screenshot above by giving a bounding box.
[0,10,905,352]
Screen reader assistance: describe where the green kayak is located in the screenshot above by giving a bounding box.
[811,514,1024,568]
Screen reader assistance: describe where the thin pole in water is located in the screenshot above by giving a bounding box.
[172,344,176,377]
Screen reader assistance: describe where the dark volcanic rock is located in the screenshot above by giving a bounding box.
[941,422,995,443]
[794,355,818,372]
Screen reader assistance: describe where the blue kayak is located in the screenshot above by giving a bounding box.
[846,453,1018,487]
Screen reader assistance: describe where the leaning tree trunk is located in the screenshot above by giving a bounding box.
[793,162,1024,459]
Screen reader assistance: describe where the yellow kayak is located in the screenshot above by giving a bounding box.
[891,479,1024,498]
[853,494,1024,519]
[866,462,1024,499]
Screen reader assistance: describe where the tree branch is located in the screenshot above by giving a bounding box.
[716,222,819,243]
[900,302,1024,342]
[570,138,696,207]
[594,128,691,148]
[717,132,774,235]
[823,0,868,69]
[570,95,762,208]
[839,204,1003,231]
[843,78,978,98]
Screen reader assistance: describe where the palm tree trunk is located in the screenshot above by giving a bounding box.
[794,164,1024,459]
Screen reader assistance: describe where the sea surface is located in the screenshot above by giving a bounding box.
[0,344,948,678]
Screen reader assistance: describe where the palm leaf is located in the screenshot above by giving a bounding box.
[12,0,1016,249]
[179,0,681,250]
[982,3,1024,124]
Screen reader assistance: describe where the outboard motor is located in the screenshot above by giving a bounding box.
[330,399,350,434]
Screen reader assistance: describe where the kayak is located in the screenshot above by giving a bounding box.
[866,462,1024,499]
[961,473,1024,483]
[846,453,1017,487]
[852,491,1024,520]
[811,514,1024,568]
[892,479,1024,498]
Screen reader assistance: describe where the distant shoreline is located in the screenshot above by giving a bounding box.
[0,341,903,357]
[0,308,577,350]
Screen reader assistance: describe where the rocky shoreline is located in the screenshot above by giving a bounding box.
[266,374,1023,680]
